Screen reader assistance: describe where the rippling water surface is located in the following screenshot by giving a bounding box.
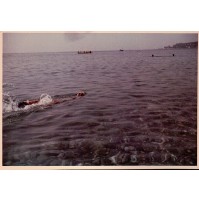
[3,49,197,166]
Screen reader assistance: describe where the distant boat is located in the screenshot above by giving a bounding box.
[120,49,124,51]
[78,51,92,54]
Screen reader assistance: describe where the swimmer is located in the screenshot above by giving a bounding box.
[18,91,86,108]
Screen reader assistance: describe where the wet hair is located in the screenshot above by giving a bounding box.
[18,101,28,108]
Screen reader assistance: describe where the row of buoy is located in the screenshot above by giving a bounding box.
[152,54,175,57]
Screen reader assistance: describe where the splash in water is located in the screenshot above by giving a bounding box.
[3,91,53,113]
[3,92,19,113]
[39,94,53,105]
[23,94,53,110]
[3,89,86,116]
[3,83,19,113]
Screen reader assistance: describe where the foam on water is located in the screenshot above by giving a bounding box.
[3,83,19,113]
[39,93,53,105]
[3,92,19,113]
[23,94,53,110]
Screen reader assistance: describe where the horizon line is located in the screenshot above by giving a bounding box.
[3,48,168,54]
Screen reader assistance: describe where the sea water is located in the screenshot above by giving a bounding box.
[3,49,197,166]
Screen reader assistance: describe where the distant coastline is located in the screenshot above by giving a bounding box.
[164,41,198,49]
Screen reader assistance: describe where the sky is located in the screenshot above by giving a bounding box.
[3,33,198,53]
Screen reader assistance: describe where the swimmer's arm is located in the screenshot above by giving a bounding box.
[25,99,39,105]
[52,96,77,104]
[52,99,61,104]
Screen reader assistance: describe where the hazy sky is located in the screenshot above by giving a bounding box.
[3,33,198,53]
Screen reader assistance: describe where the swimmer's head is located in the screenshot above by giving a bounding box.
[76,91,86,97]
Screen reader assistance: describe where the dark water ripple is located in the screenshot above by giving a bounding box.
[3,49,197,166]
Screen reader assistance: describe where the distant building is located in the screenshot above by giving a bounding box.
[164,41,198,49]
[164,45,172,49]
